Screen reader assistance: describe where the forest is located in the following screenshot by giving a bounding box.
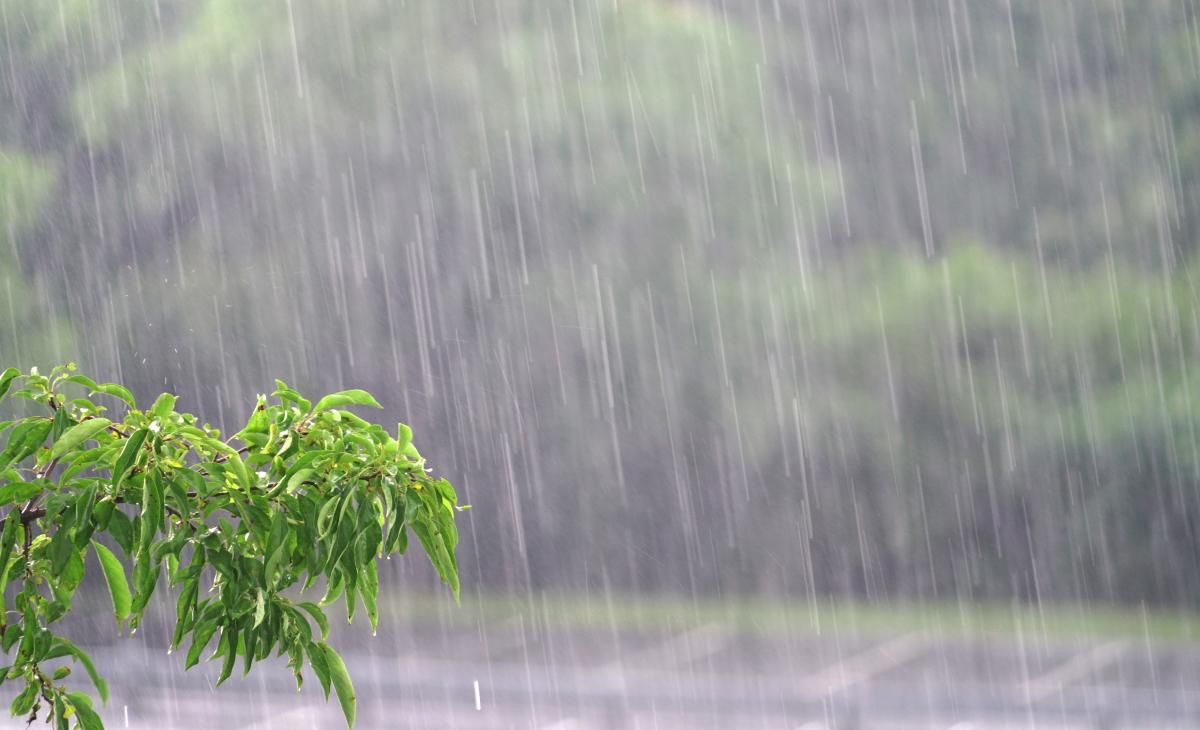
[3,0,1200,609]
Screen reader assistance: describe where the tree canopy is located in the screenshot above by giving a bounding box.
[3,0,1200,611]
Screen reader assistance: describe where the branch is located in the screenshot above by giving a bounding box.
[46,392,129,438]
[213,445,251,464]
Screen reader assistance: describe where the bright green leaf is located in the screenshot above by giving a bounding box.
[92,542,131,624]
[0,419,51,470]
[49,418,112,461]
[297,602,331,641]
[150,392,178,419]
[313,389,382,413]
[320,642,357,728]
[253,590,266,628]
[49,638,107,704]
[0,481,42,507]
[185,620,219,670]
[66,691,104,730]
[113,428,148,490]
[0,368,19,401]
[93,383,136,409]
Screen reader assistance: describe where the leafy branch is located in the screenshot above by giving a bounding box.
[0,364,464,729]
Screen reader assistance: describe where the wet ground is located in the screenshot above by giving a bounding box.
[8,610,1200,729]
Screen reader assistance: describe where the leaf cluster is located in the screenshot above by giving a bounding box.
[0,364,463,728]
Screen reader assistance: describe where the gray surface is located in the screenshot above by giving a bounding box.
[6,619,1200,729]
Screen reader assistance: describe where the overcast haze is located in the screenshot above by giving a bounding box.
[4,1,1200,727]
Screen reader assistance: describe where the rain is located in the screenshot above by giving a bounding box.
[2,0,1200,727]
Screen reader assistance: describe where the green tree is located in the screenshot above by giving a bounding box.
[0,364,462,729]
[728,243,1200,603]
[6,0,815,595]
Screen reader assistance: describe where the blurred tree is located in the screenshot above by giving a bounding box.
[4,0,818,593]
[738,244,1200,603]
[0,149,74,366]
[712,0,1192,265]
[3,0,1200,608]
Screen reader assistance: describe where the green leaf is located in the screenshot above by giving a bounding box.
[274,380,313,412]
[223,450,252,490]
[49,526,75,576]
[216,625,238,685]
[307,642,332,699]
[361,560,379,634]
[138,472,164,554]
[49,418,112,460]
[1,623,20,652]
[113,428,148,490]
[173,578,199,648]
[74,483,99,546]
[50,404,71,441]
[317,496,341,539]
[284,467,317,496]
[0,517,19,619]
[0,368,19,401]
[253,589,266,628]
[63,374,99,391]
[93,382,136,409]
[66,691,104,730]
[433,478,458,505]
[297,601,331,640]
[242,622,258,675]
[320,642,357,727]
[10,681,36,715]
[395,423,413,453]
[185,620,219,670]
[130,555,161,620]
[107,510,134,555]
[49,638,108,703]
[92,542,131,624]
[0,481,42,507]
[150,392,178,419]
[313,389,382,413]
[264,543,287,588]
[0,419,52,470]
[58,547,85,592]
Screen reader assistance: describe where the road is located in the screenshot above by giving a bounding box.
[3,612,1199,728]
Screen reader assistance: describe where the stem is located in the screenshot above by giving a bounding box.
[213,445,251,464]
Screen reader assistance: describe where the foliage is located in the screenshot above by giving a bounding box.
[0,152,74,367]
[4,0,1200,613]
[0,0,813,597]
[0,364,461,729]
[733,244,1200,602]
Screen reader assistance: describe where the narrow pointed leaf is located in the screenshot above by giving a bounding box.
[320,642,356,727]
[50,418,111,460]
[313,389,381,413]
[92,542,131,624]
[0,369,19,401]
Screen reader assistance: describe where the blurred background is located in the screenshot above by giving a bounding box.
[5,0,1200,727]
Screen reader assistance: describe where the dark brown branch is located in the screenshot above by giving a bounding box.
[213,444,252,464]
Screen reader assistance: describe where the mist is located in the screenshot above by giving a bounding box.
[2,0,1199,727]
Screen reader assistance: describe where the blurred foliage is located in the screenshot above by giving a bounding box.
[717,0,1200,265]
[735,244,1200,603]
[0,364,460,728]
[0,151,73,367]
[1,0,1200,611]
